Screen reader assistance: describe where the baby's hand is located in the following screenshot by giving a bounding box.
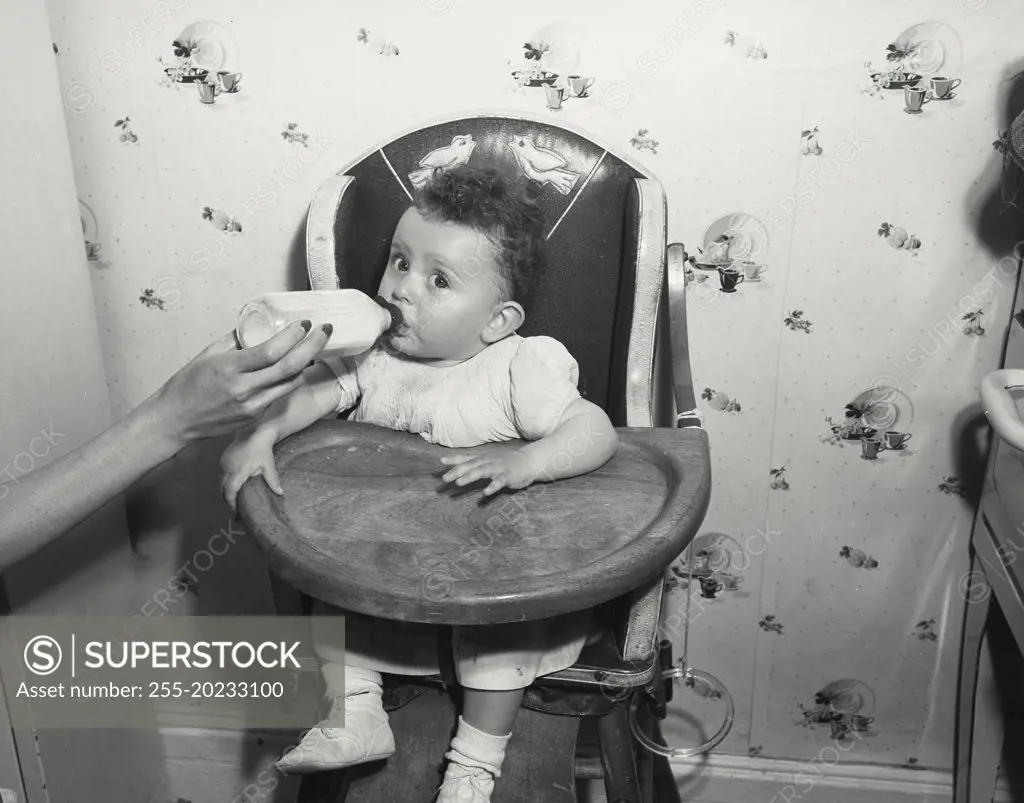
[220,432,284,511]
[440,447,538,496]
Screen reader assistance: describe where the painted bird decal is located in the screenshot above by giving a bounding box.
[507,136,580,195]
[408,134,477,189]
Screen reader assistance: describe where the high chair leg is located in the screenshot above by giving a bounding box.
[636,704,655,803]
[597,703,641,803]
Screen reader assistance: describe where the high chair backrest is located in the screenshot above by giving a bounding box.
[306,110,682,428]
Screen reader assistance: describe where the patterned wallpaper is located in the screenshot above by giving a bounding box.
[48,0,1024,774]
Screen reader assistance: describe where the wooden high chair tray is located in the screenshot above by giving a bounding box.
[238,420,711,625]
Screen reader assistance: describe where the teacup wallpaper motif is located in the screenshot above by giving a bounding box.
[47,0,1024,792]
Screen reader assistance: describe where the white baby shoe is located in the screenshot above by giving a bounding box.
[436,761,497,803]
[275,665,395,774]
[435,716,510,803]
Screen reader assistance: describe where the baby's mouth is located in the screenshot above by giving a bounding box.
[374,296,408,335]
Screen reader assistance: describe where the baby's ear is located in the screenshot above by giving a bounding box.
[485,300,525,341]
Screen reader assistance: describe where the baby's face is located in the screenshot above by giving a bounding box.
[377,207,510,364]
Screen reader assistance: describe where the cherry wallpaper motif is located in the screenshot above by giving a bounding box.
[48,0,1024,774]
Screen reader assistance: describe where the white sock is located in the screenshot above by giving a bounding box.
[322,663,382,698]
[444,716,511,777]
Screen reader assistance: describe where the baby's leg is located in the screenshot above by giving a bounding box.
[435,690,521,803]
[462,687,524,737]
[455,610,591,728]
[276,602,400,774]
[436,618,587,803]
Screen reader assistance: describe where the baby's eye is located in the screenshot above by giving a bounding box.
[392,255,409,272]
[431,272,450,290]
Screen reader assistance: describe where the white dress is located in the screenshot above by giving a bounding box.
[312,334,594,690]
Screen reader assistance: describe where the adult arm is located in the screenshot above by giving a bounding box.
[0,322,331,571]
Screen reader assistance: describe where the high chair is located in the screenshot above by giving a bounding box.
[238,110,722,802]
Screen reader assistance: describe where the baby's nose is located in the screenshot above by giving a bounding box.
[390,276,413,304]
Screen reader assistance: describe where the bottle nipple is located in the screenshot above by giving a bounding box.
[373,295,405,335]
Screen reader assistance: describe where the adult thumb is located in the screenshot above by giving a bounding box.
[204,330,242,356]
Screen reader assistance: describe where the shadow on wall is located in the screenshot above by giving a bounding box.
[972,59,1024,259]
[956,61,1024,511]
[287,217,309,291]
[950,404,991,511]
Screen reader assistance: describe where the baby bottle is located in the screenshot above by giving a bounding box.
[236,289,403,358]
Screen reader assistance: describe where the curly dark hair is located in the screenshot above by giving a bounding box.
[413,164,547,309]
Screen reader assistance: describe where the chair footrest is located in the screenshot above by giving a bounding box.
[539,628,657,689]
[376,628,657,720]
[574,746,604,780]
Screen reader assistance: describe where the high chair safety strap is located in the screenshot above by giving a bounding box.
[666,243,702,429]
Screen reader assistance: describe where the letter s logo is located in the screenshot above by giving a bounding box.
[24,636,62,675]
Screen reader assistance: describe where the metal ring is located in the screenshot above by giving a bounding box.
[628,665,735,758]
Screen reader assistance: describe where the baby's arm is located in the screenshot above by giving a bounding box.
[441,398,618,495]
[244,362,342,444]
[521,398,618,482]
[220,362,346,508]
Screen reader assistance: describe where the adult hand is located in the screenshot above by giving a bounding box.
[0,321,333,572]
[149,320,333,449]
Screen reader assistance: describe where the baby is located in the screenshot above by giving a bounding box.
[220,164,618,803]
